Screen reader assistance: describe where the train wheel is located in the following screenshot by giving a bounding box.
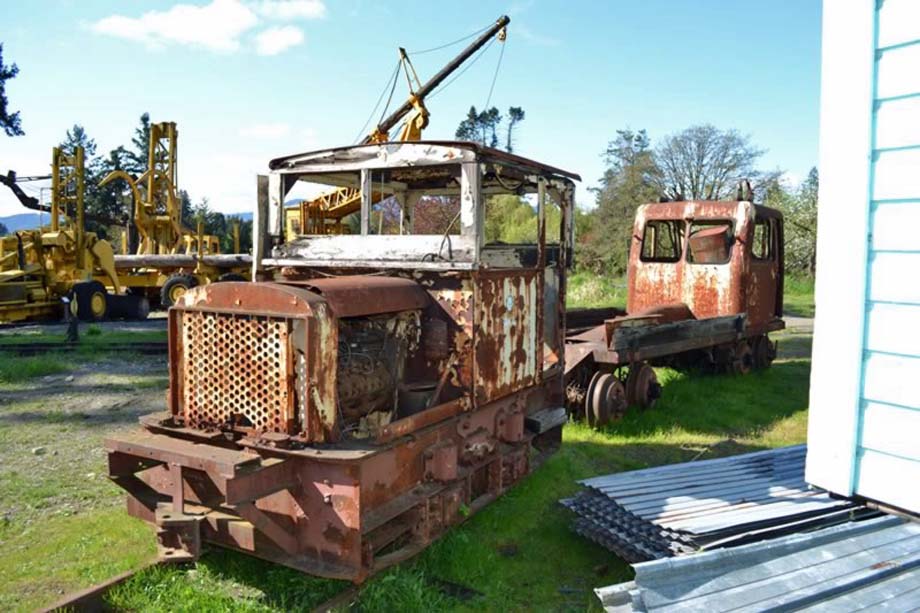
[731,340,754,375]
[73,281,109,322]
[161,274,198,308]
[751,335,775,370]
[585,372,627,428]
[626,362,661,410]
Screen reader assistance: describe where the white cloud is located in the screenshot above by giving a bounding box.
[253,0,326,20]
[90,0,323,55]
[254,25,304,55]
[239,122,291,138]
[91,0,258,53]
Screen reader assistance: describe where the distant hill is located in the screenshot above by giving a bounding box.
[0,212,44,233]
[1,210,260,235]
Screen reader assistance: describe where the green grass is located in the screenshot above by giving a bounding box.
[567,271,627,309]
[0,355,70,383]
[0,348,170,612]
[0,510,153,612]
[0,328,167,346]
[104,360,810,612]
[567,269,816,319]
[0,320,811,611]
[783,275,815,317]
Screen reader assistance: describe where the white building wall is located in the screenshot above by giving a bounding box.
[806,0,920,514]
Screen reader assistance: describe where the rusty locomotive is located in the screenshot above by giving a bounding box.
[565,199,786,426]
[104,142,577,582]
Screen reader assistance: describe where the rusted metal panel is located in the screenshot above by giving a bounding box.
[106,385,550,582]
[181,311,295,433]
[628,200,783,329]
[293,275,429,318]
[473,270,540,404]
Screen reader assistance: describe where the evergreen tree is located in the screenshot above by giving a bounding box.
[127,112,151,174]
[456,105,523,151]
[505,107,525,153]
[579,129,660,275]
[0,44,23,136]
[58,125,129,236]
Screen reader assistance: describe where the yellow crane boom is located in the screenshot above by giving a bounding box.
[292,15,510,236]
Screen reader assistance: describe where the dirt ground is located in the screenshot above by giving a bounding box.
[0,356,167,528]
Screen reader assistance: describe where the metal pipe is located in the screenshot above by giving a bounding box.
[51,148,61,232]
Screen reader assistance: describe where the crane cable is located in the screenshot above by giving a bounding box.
[355,20,507,141]
[353,59,402,144]
[483,33,506,111]
[377,59,402,128]
[407,23,493,55]
[426,35,497,101]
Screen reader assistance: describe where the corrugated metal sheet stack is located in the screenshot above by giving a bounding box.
[596,515,920,612]
[562,445,874,563]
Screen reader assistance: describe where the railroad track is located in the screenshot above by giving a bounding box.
[41,558,360,613]
[0,341,168,355]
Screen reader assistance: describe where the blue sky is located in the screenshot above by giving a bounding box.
[0,0,821,217]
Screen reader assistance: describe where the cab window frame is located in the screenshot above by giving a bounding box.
[686,219,735,265]
[639,219,685,263]
[751,217,775,262]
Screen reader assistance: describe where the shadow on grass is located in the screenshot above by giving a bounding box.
[776,335,813,361]
[597,361,811,440]
[782,305,815,318]
[0,404,150,427]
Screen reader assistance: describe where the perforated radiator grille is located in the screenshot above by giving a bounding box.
[179,310,294,433]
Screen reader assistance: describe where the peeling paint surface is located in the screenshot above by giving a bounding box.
[474,271,540,404]
[628,200,782,329]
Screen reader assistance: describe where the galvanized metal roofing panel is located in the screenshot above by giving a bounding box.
[564,446,872,563]
[596,515,920,612]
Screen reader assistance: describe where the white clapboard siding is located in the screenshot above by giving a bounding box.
[808,1,920,513]
[868,253,920,303]
[876,44,920,100]
[865,303,920,357]
[872,201,920,251]
[872,150,920,201]
[875,97,920,150]
[862,352,920,410]
[855,448,920,512]
[877,0,919,48]
[860,402,920,462]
